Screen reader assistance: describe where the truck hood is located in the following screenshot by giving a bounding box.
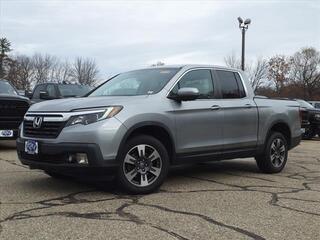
[0,93,30,103]
[28,96,149,112]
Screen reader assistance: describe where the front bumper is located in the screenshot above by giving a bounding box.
[290,135,301,150]
[17,138,119,176]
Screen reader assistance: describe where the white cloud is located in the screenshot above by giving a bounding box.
[1,0,319,77]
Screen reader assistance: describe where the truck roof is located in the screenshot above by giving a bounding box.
[145,64,242,72]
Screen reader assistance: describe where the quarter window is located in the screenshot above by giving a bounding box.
[171,69,214,99]
[216,70,245,99]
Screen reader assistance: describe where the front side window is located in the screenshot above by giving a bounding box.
[32,85,46,99]
[170,69,214,99]
[89,68,180,97]
[216,70,245,99]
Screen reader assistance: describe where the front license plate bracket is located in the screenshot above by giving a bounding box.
[25,140,39,155]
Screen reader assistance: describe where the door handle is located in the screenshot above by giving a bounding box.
[245,104,253,108]
[210,105,220,110]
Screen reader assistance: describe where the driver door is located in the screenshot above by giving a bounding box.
[169,69,224,159]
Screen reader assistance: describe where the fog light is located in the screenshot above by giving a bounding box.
[76,153,88,165]
[68,154,76,163]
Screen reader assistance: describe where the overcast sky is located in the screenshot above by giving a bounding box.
[1,0,319,78]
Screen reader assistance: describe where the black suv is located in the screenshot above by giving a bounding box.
[0,79,30,140]
[27,83,92,104]
[296,99,320,139]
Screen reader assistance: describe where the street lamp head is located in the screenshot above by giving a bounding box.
[244,18,251,25]
[237,17,243,24]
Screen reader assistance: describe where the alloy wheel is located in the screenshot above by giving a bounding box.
[123,144,162,187]
[270,138,286,168]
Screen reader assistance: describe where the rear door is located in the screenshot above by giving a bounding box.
[214,70,258,151]
[169,69,224,156]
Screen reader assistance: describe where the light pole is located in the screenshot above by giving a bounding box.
[237,17,251,71]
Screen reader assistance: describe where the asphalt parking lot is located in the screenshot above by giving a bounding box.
[0,140,319,240]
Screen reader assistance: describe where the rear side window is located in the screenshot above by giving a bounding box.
[216,70,246,99]
[234,73,246,98]
[46,84,56,98]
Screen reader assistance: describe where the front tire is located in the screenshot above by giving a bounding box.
[117,135,169,194]
[255,132,288,173]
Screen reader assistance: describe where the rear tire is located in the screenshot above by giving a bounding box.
[255,132,288,173]
[117,135,169,194]
[302,127,316,140]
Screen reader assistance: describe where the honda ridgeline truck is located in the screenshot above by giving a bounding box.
[17,65,301,193]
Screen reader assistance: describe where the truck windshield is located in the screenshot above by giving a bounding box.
[89,68,180,97]
[0,81,18,95]
[58,85,92,97]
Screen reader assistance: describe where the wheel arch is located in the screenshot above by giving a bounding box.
[117,121,176,163]
[265,121,292,149]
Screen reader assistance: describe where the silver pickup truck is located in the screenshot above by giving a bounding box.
[17,65,302,193]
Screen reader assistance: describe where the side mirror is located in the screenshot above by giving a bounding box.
[169,87,200,101]
[39,91,51,100]
[25,90,33,99]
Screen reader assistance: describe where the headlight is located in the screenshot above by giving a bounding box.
[66,106,123,126]
[315,113,320,120]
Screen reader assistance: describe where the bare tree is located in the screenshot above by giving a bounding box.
[15,55,34,90]
[54,61,72,83]
[225,53,268,91]
[5,55,34,90]
[6,58,19,87]
[290,47,320,99]
[151,61,165,67]
[268,55,291,94]
[247,58,269,91]
[224,52,241,69]
[71,57,99,86]
[32,53,58,84]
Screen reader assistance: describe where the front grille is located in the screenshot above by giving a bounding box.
[0,100,29,129]
[23,120,65,138]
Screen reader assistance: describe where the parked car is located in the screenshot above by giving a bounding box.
[296,99,320,139]
[26,82,92,104]
[0,79,30,140]
[17,65,301,193]
[308,101,320,109]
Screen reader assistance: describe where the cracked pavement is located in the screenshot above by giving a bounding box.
[0,140,319,240]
